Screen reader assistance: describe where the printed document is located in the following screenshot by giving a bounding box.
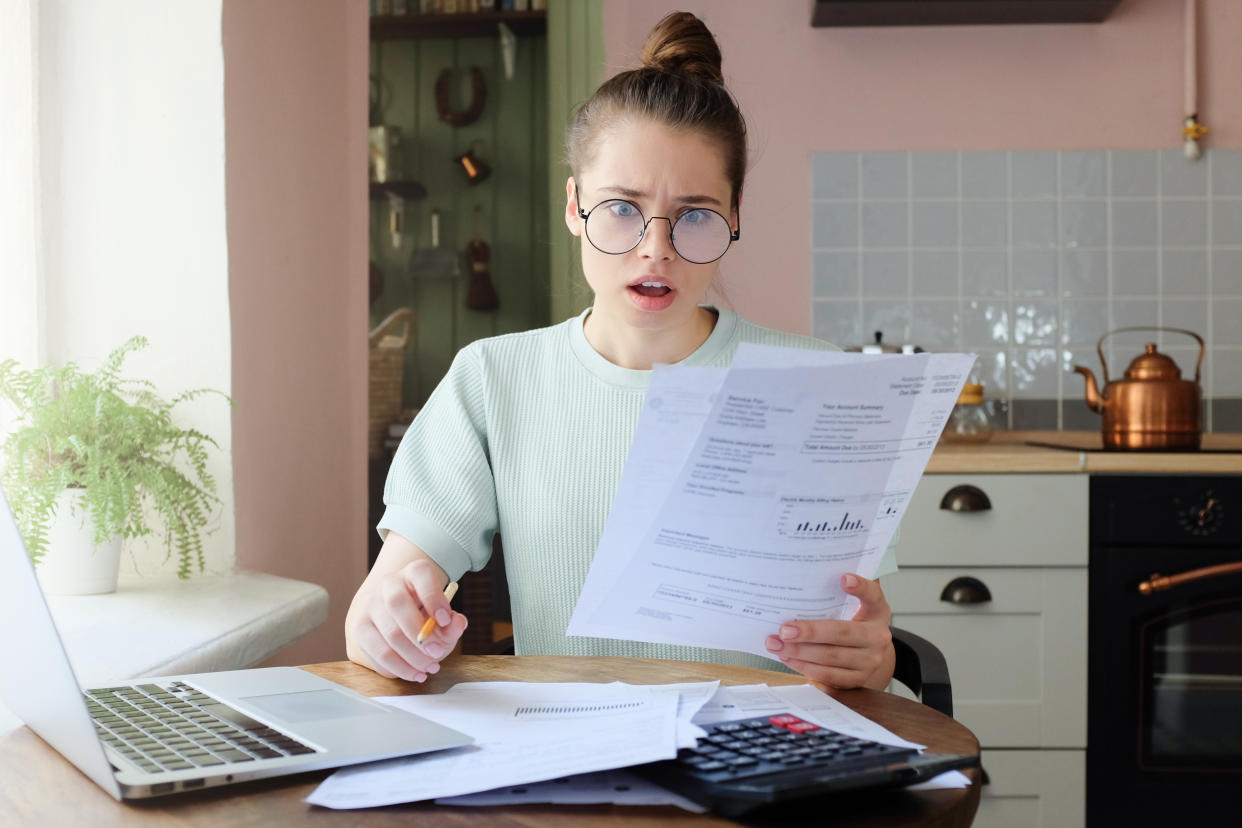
[305,680,714,809]
[569,346,974,660]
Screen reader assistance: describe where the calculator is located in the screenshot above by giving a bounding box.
[632,712,978,818]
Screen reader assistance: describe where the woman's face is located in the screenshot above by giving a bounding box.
[564,118,737,341]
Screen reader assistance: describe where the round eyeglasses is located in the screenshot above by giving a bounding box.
[576,196,740,264]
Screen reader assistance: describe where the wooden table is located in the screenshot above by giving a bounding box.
[0,657,981,827]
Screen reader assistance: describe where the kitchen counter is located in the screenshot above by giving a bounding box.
[926,431,1242,474]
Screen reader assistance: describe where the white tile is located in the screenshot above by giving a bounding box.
[1210,151,1242,197]
[1010,348,1059,398]
[1061,300,1111,347]
[862,250,908,297]
[1212,248,1242,294]
[1012,201,1058,248]
[1060,200,1107,248]
[813,202,857,248]
[1013,300,1059,346]
[812,251,860,298]
[1161,149,1209,197]
[811,299,862,347]
[1162,249,1208,295]
[1112,249,1159,295]
[813,152,858,199]
[1011,152,1057,198]
[1061,151,1107,198]
[963,201,1008,247]
[962,249,1008,296]
[961,300,1010,346]
[911,251,959,297]
[1110,151,1158,197]
[861,152,909,198]
[909,300,960,348]
[1211,298,1242,346]
[861,202,908,248]
[1013,250,1058,296]
[1111,200,1159,247]
[1161,200,1208,247]
[1212,199,1242,245]
[962,152,1008,198]
[911,201,959,248]
[1058,250,1107,299]
[911,152,958,198]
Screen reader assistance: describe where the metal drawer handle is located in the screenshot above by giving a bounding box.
[939,484,992,512]
[940,576,992,604]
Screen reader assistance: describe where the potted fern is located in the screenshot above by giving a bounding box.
[0,336,230,593]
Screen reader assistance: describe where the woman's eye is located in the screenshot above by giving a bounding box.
[608,201,639,218]
[680,209,710,225]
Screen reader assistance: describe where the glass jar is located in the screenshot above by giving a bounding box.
[941,383,993,444]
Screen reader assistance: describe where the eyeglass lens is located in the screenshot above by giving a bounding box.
[584,200,733,264]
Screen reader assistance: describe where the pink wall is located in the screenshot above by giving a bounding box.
[223,0,369,665]
[603,0,1242,334]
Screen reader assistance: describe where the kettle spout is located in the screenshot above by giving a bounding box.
[1074,365,1103,413]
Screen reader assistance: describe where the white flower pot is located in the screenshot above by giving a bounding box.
[36,489,122,595]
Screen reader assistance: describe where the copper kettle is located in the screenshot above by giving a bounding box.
[1073,327,1204,451]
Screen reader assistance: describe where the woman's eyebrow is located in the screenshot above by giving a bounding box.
[597,185,723,207]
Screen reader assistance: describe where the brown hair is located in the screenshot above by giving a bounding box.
[566,11,747,210]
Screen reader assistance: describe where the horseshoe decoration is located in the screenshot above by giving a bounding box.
[434,67,487,128]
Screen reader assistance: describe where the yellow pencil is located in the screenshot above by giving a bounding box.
[416,581,458,645]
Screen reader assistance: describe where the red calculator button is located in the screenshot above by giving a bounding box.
[787,721,820,734]
[769,715,800,727]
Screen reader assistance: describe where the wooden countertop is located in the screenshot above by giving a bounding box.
[925,431,1242,474]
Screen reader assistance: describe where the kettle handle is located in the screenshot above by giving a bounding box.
[1095,327,1204,384]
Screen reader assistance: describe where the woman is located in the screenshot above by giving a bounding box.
[345,11,896,692]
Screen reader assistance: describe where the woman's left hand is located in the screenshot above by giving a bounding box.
[764,573,896,691]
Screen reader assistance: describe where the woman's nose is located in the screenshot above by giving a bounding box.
[637,216,676,260]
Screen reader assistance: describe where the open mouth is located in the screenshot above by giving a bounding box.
[630,280,672,298]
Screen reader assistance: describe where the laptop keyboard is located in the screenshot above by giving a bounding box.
[84,681,316,774]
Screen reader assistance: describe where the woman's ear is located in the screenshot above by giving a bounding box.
[564,177,583,237]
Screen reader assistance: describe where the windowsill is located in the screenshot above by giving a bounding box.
[0,570,328,736]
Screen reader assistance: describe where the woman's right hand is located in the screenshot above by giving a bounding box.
[345,536,469,682]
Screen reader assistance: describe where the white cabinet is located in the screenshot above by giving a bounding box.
[889,473,1087,828]
[973,750,1086,828]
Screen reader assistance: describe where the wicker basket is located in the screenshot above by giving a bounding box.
[368,307,416,459]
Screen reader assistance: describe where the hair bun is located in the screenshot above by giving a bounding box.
[639,11,723,84]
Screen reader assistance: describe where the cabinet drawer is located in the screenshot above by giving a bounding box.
[886,567,1086,748]
[899,473,1087,566]
[974,749,1085,828]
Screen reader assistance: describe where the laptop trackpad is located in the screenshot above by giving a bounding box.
[240,689,386,724]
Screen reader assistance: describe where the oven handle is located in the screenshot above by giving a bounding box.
[1138,561,1242,595]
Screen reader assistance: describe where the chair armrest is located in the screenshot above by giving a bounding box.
[890,625,953,718]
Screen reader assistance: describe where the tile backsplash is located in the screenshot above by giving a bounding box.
[811,150,1242,432]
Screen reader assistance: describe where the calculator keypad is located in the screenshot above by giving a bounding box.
[674,713,912,782]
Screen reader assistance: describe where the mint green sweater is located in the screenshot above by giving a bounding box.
[379,308,897,669]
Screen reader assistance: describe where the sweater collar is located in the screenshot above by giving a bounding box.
[567,306,739,390]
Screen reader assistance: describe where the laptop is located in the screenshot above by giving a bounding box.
[0,487,472,799]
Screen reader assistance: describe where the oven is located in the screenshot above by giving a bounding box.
[1088,474,1242,825]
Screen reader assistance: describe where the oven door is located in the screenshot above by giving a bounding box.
[1089,549,1242,825]
[1141,590,1242,770]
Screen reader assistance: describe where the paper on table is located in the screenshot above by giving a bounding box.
[440,680,718,748]
[570,346,975,659]
[304,682,679,809]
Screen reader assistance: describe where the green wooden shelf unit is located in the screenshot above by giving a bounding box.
[369,14,550,410]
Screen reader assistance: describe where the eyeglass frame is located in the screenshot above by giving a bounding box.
[573,185,741,265]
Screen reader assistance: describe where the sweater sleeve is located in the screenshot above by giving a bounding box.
[378,345,498,581]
